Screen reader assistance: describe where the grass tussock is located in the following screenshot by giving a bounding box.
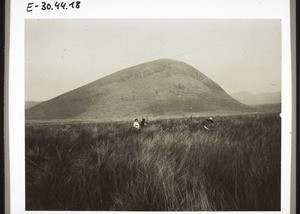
[26,113,281,211]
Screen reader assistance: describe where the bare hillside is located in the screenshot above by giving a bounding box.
[26,59,253,120]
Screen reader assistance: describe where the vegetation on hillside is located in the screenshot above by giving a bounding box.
[26,113,280,211]
[25,59,252,120]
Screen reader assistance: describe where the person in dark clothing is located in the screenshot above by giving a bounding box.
[140,118,148,128]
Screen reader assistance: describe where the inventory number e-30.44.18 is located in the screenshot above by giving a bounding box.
[26,1,81,12]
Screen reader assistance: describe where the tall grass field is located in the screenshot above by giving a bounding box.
[26,113,281,211]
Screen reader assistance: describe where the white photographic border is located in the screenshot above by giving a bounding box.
[6,0,293,213]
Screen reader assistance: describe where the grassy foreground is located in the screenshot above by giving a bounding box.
[26,113,281,211]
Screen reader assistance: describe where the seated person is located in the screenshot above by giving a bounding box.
[140,118,148,128]
[133,118,140,129]
[202,117,214,131]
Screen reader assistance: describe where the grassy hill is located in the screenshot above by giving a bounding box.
[26,59,253,120]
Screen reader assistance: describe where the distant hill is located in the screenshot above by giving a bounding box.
[25,101,42,109]
[251,103,281,113]
[26,59,254,120]
[230,91,281,105]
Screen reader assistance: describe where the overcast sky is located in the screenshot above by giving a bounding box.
[25,19,281,101]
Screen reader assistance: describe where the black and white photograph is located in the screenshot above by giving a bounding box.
[24,19,281,211]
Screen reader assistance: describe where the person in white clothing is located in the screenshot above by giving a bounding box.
[133,118,140,129]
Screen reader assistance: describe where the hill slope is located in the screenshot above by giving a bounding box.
[25,101,42,109]
[230,91,281,105]
[26,59,253,120]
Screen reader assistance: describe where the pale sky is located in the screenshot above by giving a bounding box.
[25,19,281,101]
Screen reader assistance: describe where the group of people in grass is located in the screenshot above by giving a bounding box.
[132,118,148,129]
[132,116,215,131]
